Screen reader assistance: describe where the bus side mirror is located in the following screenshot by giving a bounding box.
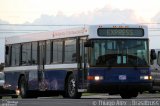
[84,41,93,47]
[150,49,156,60]
[5,46,9,55]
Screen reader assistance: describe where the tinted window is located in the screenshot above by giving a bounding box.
[22,43,31,65]
[11,44,20,66]
[32,42,38,65]
[64,39,76,63]
[90,39,149,67]
[52,40,63,63]
[11,45,16,66]
[46,40,51,64]
[5,45,11,66]
[158,52,160,66]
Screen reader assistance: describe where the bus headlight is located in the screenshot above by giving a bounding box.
[94,76,104,81]
[140,75,152,80]
[87,76,104,81]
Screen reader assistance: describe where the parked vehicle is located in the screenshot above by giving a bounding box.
[0,72,4,85]
[0,72,18,99]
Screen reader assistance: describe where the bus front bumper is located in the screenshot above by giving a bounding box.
[87,82,152,93]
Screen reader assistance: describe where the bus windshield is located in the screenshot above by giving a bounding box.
[90,39,149,67]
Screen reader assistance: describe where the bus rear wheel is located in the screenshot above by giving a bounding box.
[19,76,28,98]
[63,74,82,99]
[19,76,37,98]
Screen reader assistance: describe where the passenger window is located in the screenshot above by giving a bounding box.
[52,40,63,63]
[32,42,38,65]
[11,44,20,66]
[5,45,11,66]
[64,39,76,63]
[158,52,160,66]
[22,43,31,65]
[46,40,51,64]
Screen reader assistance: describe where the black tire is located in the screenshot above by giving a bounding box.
[63,74,82,99]
[131,92,138,98]
[120,92,138,99]
[19,76,38,98]
[149,90,156,93]
[0,96,2,99]
[120,93,132,99]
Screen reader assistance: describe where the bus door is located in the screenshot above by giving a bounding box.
[38,41,46,91]
[77,37,88,92]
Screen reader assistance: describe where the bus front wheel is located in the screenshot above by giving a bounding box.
[120,93,132,99]
[120,92,138,99]
[63,74,82,99]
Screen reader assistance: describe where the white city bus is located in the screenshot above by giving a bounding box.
[4,24,152,99]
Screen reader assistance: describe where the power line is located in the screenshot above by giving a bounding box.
[149,28,160,29]
[0,32,31,33]
[149,35,160,36]
[0,24,86,26]
[1,23,160,26]
[2,23,160,26]
[149,30,160,31]
[0,30,49,31]
[1,28,160,30]
[141,23,160,24]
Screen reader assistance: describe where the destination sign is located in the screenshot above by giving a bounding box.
[97,28,144,37]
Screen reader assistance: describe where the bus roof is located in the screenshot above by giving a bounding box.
[5,24,148,45]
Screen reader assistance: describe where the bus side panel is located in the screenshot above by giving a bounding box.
[4,71,22,90]
[28,70,39,90]
[43,70,67,91]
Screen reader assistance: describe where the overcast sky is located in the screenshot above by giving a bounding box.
[0,0,160,63]
[1,0,160,24]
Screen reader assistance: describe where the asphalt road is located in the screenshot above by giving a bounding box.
[1,93,160,106]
